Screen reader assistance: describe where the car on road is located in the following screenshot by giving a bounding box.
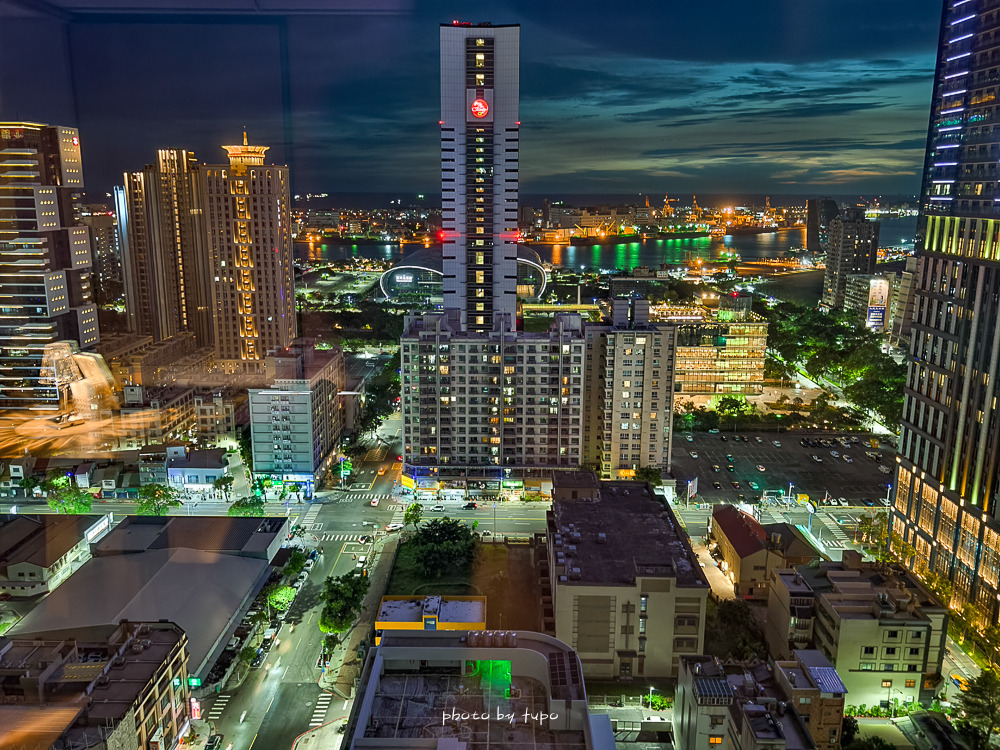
[430,505,446,512]
[463,502,478,509]
[690,451,699,459]
[385,522,404,531]
[359,535,373,543]
[951,673,969,690]
[772,440,781,447]
[207,735,224,750]
[756,464,766,472]
[370,498,379,506]
[749,481,760,491]
[731,481,741,490]
[713,481,723,490]
[377,466,386,476]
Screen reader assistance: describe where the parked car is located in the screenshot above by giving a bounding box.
[685,434,694,442]
[812,455,823,463]
[304,559,315,572]
[879,465,893,474]
[712,464,720,472]
[713,481,723,490]
[207,735,224,750]
[690,451,699,459]
[731,482,741,490]
[843,455,853,463]
[755,436,763,443]
[726,454,734,462]
[749,481,760,491]
[728,465,736,472]
[830,451,840,458]
[708,429,720,434]
[756,464,766,472]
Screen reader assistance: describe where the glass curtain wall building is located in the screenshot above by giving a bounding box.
[893,0,1000,624]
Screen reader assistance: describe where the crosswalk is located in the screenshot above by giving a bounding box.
[206,694,230,722]
[310,692,334,727]
[318,533,367,542]
[819,516,851,548]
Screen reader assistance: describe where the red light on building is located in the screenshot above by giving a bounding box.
[470,99,489,118]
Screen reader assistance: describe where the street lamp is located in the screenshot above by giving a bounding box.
[648,686,657,709]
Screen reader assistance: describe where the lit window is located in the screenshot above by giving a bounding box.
[882,680,892,688]
[709,738,722,745]
[475,53,485,67]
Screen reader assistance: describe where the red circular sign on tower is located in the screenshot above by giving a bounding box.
[470,99,489,118]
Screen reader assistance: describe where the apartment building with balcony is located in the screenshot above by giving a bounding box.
[546,477,709,678]
[249,339,345,493]
[401,309,585,486]
[767,569,818,660]
[766,552,948,708]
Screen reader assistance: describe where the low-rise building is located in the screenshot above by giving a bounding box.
[767,569,817,660]
[166,446,229,493]
[0,620,191,750]
[374,595,486,644]
[710,505,824,599]
[765,551,948,708]
[547,475,710,678]
[0,514,113,597]
[343,629,615,749]
[675,651,846,750]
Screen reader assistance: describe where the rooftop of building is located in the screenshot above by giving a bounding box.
[167,447,228,471]
[0,621,185,750]
[796,550,945,615]
[11,547,268,678]
[92,515,284,559]
[549,478,708,588]
[0,515,104,573]
[353,630,592,747]
[773,569,817,597]
[551,471,600,490]
[376,595,486,624]
[712,506,822,562]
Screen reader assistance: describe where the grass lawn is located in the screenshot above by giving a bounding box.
[386,541,510,597]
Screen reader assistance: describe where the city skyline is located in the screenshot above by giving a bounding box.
[1,0,943,198]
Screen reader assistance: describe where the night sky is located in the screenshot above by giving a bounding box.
[0,0,944,201]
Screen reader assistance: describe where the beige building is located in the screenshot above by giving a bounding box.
[766,569,817,661]
[0,620,191,750]
[675,652,844,750]
[710,505,823,599]
[583,298,676,480]
[546,477,709,678]
[401,309,585,486]
[202,135,296,372]
[766,552,948,709]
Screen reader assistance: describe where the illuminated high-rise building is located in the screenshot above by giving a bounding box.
[820,207,880,310]
[440,22,520,333]
[117,149,213,347]
[893,1,1000,625]
[0,122,99,408]
[202,134,296,372]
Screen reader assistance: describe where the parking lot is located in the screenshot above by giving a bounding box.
[671,431,896,506]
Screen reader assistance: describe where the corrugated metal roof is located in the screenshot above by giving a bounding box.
[807,666,847,695]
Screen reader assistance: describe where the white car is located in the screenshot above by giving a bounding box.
[843,455,853,463]
[685,435,694,442]
[430,505,446,512]
[756,464,766,472]
[830,451,840,458]
[385,522,404,531]
[772,440,781,447]
[879,465,893,474]
[812,455,823,463]
[370,498,379,507]
[304,559,315,572]
[689,451,699,459]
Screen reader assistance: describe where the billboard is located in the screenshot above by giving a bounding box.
[400,475,415,490]
[687,477,699,499]
[866,278,890,330]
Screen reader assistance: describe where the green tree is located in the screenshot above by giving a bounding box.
[411,517,477,579]
[923,570,953,607]
[283,549,307,578]
[238,646,258,666]
[135,483,182,516]
[403,502,423,529]
[213,475,234,499]
[44,473,94,514]
[956,670,1000,746]
[16,475,42,498]
[268,585,296,612]
[634,466,663,485]
[704,599,766,660]
[228,497,266,517]
[841,716,859,747]
[716,395,752,426]
[318,570,370,634]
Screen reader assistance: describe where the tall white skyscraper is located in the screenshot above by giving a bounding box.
[439,22,520,333]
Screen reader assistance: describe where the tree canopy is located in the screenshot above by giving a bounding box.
[228,497,265,517]
[410,518,477,579]
[318,570,369,634]
[135,483,182,516]
[957,669,1000,747]
[44,472,94,514]
[403,502,423,529]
